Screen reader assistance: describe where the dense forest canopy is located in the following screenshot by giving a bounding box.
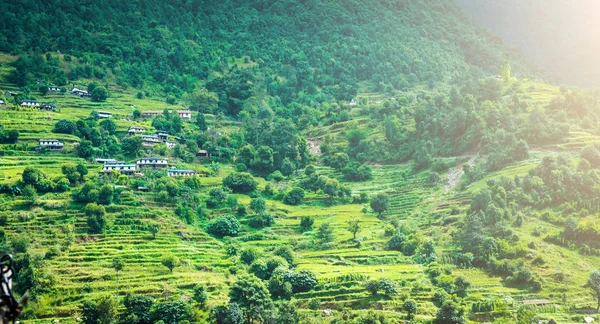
[1,0,538,104]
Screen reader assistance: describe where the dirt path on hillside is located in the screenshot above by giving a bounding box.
[307,138,322,156]
[446,156,476,193]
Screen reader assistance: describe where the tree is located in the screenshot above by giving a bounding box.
[132,109,141,120]
[250,198,267,214]
[149,224,159,239]
[330,152,349,170]
[403,299,417,320]
[85,203,106,234]
[98,184,114,205]
[370,193,390,218]
[240,248,259,265]
[500,61,511,83]
[433,301,466,324]
[316,223,334,245]
[347,218,360,240]
[54,119,76,134]
[222,172,258,193]
[82,295,118,324]
[253,146,274,174]
[588,270,600,311]
[454,276,471,296]
[207,215,241,237]
[62,163,80,184]
[300,216,314,232]
[365,280,379,295]
[210,303,244,324]
[193,283,208,306]
[78,140,94,158]
[121,136,143,157]
[91,86,109,102]
[228,275,273,323]
[273,246,294,266]
[275,301,299,324]
[22,185,37,205]
[161,254,178,273]
[111,258,124,297]
[22,167,43,186]
[378,278,398,296]
[184,88,219,113]
[100,119,117,134]
[123,294,154,324]
[196,112,207,131]
[283,187,304,205]
[152,301,195,323]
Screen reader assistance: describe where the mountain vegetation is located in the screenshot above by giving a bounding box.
[0,1,599,324]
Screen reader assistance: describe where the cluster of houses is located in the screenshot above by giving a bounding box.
[140,110,192,120]
[128,126,178,148]
[19,100,57,111]
[97,157,195,177]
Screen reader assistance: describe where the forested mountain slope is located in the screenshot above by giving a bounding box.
[1,0,537,103]
[1,1,600,324]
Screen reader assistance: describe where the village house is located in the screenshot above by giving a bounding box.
[102,164,137,175]
[47,86,61,93]
[166,141,177,149]
[128,126,146,135]
[94,158,118,164]
[41,103,56,111]
[141,135,161,147]
[167,169,195,177]
[20,100,40,108]
[348,99,358,106]
[4,91,17,97]
[0,98,5,105]
[141,110,163,118]
[38,139,64,150]
[97,111,112,119]
[177,110,192,120]
[136,157,169,169]
[71,88,90,98]
[196,149,209,158]
[156,131,168,141]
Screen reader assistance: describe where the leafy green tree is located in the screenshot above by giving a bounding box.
[268,276,292,300]
[184,88,219,113]
[403,299,417,320]
[250,198,267,214]
[22,185,37,205]
[210,303,244,324]
[433,301,466,324]
[151,301,195,323]
[588,270,600,311]
[121,136,143,157]
[316,223,334,245]
[196,112,207,131]
[370,192,390,218]
[240,248,259,265]
[123,294,154,324]
[300,216,314,232]
[98,184,114,205]
[91,86,109,102]
[193,283,208,306]
[111,257,124,296]
[85,203,106,234]
[283,187,304,205]
[149,224,159,239]
[275,301,299,324]
[161,254,178,273]
[132,110,141,120]
[253,146,274,174]
[99,119,117,134]
[378,278,398,297]
[365,280,379,295]
[330,152,349,170]
[81,295,118,324]
[347,218,360,240]
[54,119,76,134]
[78,140,94,158]
[222,172,258,193]
[207,215,241,237]
[228,275,273,323]
[273,246,294,266]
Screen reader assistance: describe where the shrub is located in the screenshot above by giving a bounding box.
[300,216,314,231]
[378,278,398,296]
[207,215,241,237]
[248,213,274,228]
[365,280,379,295]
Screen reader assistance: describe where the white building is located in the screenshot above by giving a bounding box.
[178,110,192,120]
[48,86,61,92]
[136,157,169,169]
[102,164,137,175]
[38,139,64,150]
[20,100,40,107]
[128,126,146,135]
[141,135,161,147]
[167,169,195,177]
[97,111,112,118]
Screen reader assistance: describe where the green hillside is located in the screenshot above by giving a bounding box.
[0,1,599,324]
